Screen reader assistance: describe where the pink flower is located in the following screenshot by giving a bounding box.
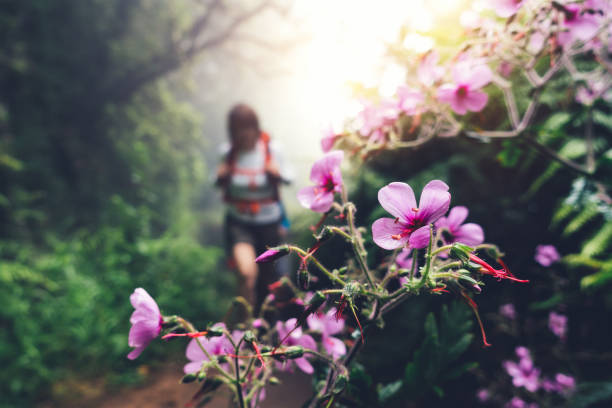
[503,347,541,392]
[505,397,539,408]
[555,373,576,392]
[435,206,484,248]
[535,245,560,267]
[397,85,425,115]
[357,100,400,144]
[418,51,444,87]
[558,4,601,45]
[297,151,344,213]
[500,303,517,320]
[372,180,451,250]
[476,388,490,402]
[548,312,568,340]
[321,126,337,153]
[276,318,317,374]
[438,61,492,115]
[127,288,163,360]
[307,308,347,359]
[184,323,237,374]
[490,0,524,18]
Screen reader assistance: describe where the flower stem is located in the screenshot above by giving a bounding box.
[289,245,346,286]
[416,225,434,290]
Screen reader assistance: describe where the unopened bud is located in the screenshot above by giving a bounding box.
[307,291,326,311]
[181,373,198,384]
[449,243,474,263]
[343,281,360,297]
[284,346,305,359]
[333,374,348,393]
[255,245,290,263]
[297,266,310,290]
[243,331,256,344]
[197,370,207,381]
[206,326,224,337]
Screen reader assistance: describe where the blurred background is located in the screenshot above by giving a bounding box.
[1,0,611,407]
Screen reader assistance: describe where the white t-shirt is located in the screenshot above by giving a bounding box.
[219,138,291,224]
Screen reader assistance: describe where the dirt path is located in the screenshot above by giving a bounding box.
[81,364,313,408]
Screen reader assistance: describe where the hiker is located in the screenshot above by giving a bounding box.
[215,104,291,311]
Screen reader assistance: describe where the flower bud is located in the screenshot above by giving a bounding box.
[255,245,290,263]
[181,373,198,383]
[197,370,207,382]
[284,346,305,359]
[333,374,348,394]
[315,226,335,243]
[449,242,474,263]
[306,291,326,311]
[297,266,310,290]
[206,326,224,337]
[243,330,256,344]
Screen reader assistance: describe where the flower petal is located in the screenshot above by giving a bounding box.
[297,186,334,213]
[372,218,409,250]
[310,151,344,184]
[378,182,417,222]
[445,206,469,231]
[409,225,431,249]
[323,336,347,359]
[294,357,314,374]
[417,180,451,224]
[455,223,485,246]
[465,65,493,90]
[464,90,489,112]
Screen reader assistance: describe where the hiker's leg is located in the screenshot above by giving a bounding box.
[232,242,258,306]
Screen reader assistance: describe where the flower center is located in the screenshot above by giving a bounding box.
[456,85,469,98]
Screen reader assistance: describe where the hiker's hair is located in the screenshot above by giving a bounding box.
[227,104,260,141]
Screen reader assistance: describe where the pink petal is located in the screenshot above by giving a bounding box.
[186,338,207,362]
[184,361,203,374]
[309,151,344,184]
[377,182,417,222]
[298,334,317,351]
[297,186,334,213]
[465,65,493,90]
[464,90,489,112]
[455,223,485,246]
[437,84,457,104]
[446,206,469,231]
[294,357,314,374]
[409,225,431,249]
[127,346,145,360]
[323,309,344,335]
[417,180,451,224]
[323,336,346,358]
[372,218,409,250]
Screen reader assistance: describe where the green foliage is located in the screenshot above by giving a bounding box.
[401,303,475,400]
[568,381,612,408]
[0,211,232,405]
[342,302,475,407]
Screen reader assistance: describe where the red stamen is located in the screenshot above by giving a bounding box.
[348,302,365,344]
[432,284,449,293]
[461,291,491,347]
[251,341,266,368]
[162,331,208,340]
[412,207,419,212]
[335,295,347,321]
[469,254,528,283]
[391,229,411,240]
[394,217,400,224]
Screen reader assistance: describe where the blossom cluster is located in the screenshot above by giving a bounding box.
[320,0,612,154]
